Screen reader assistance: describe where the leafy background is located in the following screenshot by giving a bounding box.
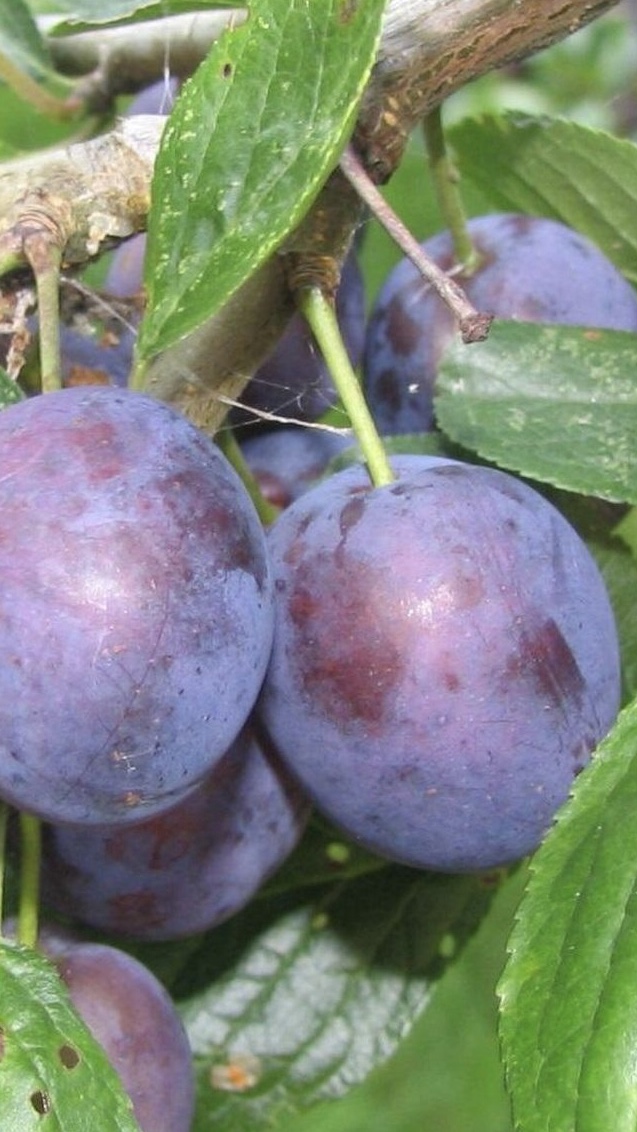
[2,3,637,1130]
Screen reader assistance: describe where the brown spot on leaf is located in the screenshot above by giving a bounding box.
[58,1044,80,1069]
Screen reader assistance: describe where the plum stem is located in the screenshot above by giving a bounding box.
[297,286,394,488]
[216,428,281,526]
[18,814,41,949]
[24,236,63,392]
[422,106,480,271]
[340,144,492,345]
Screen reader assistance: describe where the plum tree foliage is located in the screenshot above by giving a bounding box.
[0,1,637,1131]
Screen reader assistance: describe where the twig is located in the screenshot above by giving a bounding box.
[340,144,492,344]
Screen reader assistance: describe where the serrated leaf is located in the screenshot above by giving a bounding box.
[0,939,141,1131]
[173,868,496,1132]
[498,698,637,1132]
[435,319,637,503]
[450,113,637,283]
[137,0,386,362]
[0,0,54,82]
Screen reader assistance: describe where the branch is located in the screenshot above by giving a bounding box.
[143,0,621,428]
[0,117,165,268]
[358,0,621,178]
[41,11,247,107]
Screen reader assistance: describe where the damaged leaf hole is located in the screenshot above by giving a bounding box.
[221,62,233,78]
[58,1043,80,1069]
[30,1089,52,1115]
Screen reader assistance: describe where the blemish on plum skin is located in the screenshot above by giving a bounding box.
[506,618,586,711]
[287,557,403,728]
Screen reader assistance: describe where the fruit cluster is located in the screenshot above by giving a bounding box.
[2,206,628,1127]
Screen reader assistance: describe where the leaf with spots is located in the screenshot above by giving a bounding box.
[435,319,637,503]
[166,862,497,1132]
[499,697,637,1132]
[0,939,141,1130]
[136,0,386,362]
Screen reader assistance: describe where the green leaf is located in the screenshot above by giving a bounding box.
[0,0,54,81]
[450,113,637,283]
[137,0,386,362]
[0,939,141,1130]
[435,319,637,503]
[260,817,385,895]
[498,697,637,1132]
[46,0,235,34]
[594,539,637,705]
[0,369,25,409]
[174,867,496,1132]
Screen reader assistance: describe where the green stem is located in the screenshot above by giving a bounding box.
[0,249,27,279]
[0,50,77,121]
[32,248,63,393]
[18,814,41,949]
[0,803,8,937]
[216,428,281,526]
[298,287,393,488]
[423,106,479,271]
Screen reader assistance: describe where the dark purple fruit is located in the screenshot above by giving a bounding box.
[0,386,274,824]
[258,455,620,872]
[45,936,194,1132]
[41,722,310,940]
[239,424,351,509]
[364,214,637,433]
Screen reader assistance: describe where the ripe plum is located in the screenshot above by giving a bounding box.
[0,386,274,824]
[41,722,310,940]
[44,936,194,1132]
[258,455,621,871]
[239,424,351,509]
[364,213,637,433]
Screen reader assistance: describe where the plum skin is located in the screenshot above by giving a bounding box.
[258,455,621,872]
[40,721,311,940]
[364,213,637,434]
[42,937,194,1132]
[0,386,274,825]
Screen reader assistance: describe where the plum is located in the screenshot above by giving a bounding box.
[43,936,194,1132]
[0,386,274,824]
[258,455,620,871]
[41,721,311,940]
[363,213,637,433]
[239,424,351,509]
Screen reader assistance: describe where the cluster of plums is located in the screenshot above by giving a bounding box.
[3,172,633,1126]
